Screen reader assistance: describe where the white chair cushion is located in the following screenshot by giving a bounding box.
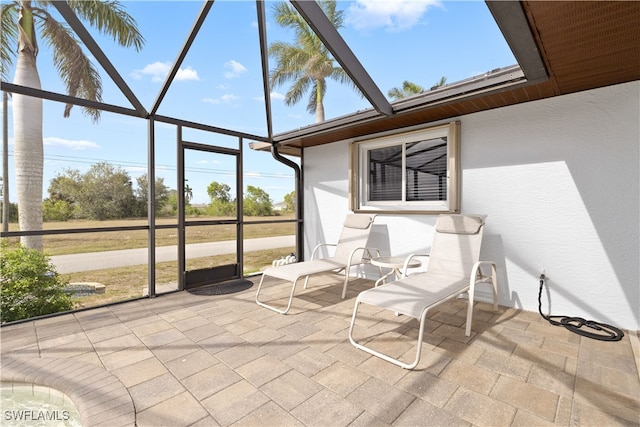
[343,214,374,229]
[263,259,345,282]
[356,271,468,319]
[436,214,485,234]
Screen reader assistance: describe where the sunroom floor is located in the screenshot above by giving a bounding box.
[2,274,639,426]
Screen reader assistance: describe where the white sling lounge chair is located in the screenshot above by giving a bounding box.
[256,214,380,314]
[349,214,498,369]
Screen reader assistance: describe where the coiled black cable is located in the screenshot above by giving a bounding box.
[537,274,624,341]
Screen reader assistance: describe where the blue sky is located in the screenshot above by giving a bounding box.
[2,0,515,205]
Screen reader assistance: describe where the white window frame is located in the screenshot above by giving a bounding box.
[350,121,460,214]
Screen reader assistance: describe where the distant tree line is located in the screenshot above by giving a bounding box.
[43,162,169,221]
[27,162,295,222]
[283,191,295,213]
[206,182,291,217]
[0,202,18,223]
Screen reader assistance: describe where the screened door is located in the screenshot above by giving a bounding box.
[179,139,242,290]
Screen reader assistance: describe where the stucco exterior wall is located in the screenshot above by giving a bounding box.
[302,81,639,331]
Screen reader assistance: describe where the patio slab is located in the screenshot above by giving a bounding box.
[1,275,639,426]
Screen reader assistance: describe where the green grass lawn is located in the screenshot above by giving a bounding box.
[4,214,298,311]
[4,214,297,255]
[65,247,295,309]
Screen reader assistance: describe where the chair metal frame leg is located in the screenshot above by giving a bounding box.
[256,247,384,314]
[349,301,430,370]
[350,261,498,369]
[255,274,302,315]
[340,248,382,298]
[341,263,353,299]
[466,261,498,336]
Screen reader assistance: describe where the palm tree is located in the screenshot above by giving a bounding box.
[388,76,447,101]
[269,0,359,123]
[184,184,193,205]
[387,81,425,100]
[432,76,447,88]
[1,1,144,250]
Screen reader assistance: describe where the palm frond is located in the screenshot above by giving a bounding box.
[432,76,447,88]
[272,2,303,30]
[330,67,357,89]
[403,80,424,94]
[268,43,309,88]
[1,3,19,82]
[328,67,363,100]
[272,1,313,45]
[388,80,425,100]
[38,14,102,122]
[268,42,310,71]
[68,0,144,51]
[285,76,311,107]
[269,0,350,121]
[318,0,344,29]
[388,87,403,100]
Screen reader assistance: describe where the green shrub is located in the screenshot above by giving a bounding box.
[0,241,74,323]
[43,199,75,221]
[0,201,18,222]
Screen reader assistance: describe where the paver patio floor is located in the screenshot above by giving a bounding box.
[2,274,639,426]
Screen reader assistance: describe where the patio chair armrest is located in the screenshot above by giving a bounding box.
[363,247,381,262]
[469,261,498,311]
[310,242,337,260]
[472,261,497,284]
[347,246,381,264]
[401,254,429,278]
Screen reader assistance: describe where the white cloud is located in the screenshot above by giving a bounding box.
[221,94,240,103]
[252,92,285,102]
[346,0,440,32]
[224,60,248,79]
[44,136,100,150]
[131,61,199,82]
[131,61,170,82]
[202,94,240,105]
[175,66,200,81]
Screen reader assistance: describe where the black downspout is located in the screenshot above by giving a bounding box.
[271,145,304,261]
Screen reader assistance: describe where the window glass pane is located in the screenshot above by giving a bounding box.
[405,138,447,201]
[368,145,402,201]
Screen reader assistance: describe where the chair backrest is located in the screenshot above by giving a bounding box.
[332,214,376,261]
[427,214,486,278]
